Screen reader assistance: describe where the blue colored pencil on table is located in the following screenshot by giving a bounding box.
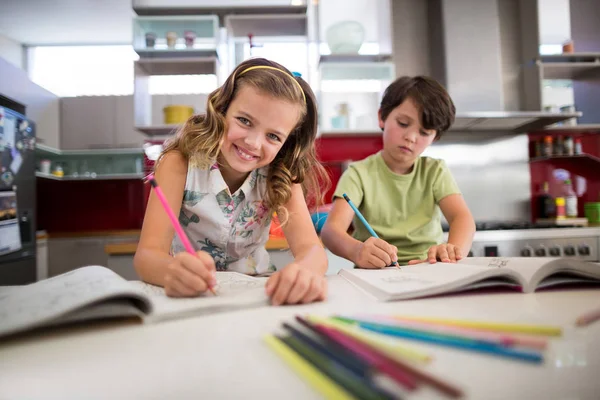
[333,316,544,364]
[342,193,399,267]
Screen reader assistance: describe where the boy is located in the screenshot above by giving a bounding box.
[321,76,475,267]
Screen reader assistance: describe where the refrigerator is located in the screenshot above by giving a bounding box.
[0,105,36,284]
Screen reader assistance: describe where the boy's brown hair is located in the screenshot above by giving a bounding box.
[379,76,456,140]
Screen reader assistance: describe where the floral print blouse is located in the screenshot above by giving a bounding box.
[171,162,275,275]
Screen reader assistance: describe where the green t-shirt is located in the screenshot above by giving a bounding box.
[333,152,461,265]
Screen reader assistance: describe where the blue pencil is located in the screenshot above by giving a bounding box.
[335,317,543,364]
[342,193,398,267]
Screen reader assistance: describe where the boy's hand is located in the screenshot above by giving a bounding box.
[407,243,463,265]
[164,250,218,297]
[354,237,398,269]
[265,263,327,306]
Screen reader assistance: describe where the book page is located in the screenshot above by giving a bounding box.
[129,271,270,322]
[339,263,523,301]
[0,266,151,339]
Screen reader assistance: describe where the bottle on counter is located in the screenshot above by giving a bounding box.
[555,197,566,219]
[537,181,555,219]
[543,135,553,157]
[564,135,574,156]
[574,137,583,155]
[563,179,578,218]
[554,135,564,156]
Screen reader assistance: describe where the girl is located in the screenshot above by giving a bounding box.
[134,58,330,306]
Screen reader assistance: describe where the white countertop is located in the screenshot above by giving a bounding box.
[0,276,599,399]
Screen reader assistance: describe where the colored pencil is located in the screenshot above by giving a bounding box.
[280,334,395,399]
[575,306,600,327]
[264,335,355,400]
[147,173,216,295]
[333,317,544,364]
[342,193,399,268]
[354,315,548,351]
[295,316,418,390]
[311,319,465,398]
[391,315,562,337]
[307,315,433,364]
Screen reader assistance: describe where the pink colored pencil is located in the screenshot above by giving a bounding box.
[313,323,464,398]
[355,315,547,350]
[575,306,600,327]
[147,173,217,295]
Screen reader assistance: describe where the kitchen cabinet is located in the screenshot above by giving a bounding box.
[61,96,114,150]
[114,96,145,148]
[48,235,140,277]
[61,96,145,150]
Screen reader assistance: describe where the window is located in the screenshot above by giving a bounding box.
[28,45,217,97]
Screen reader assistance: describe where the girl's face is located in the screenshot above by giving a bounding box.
[220,85,302,178]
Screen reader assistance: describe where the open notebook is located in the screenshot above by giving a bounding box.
[338,257,600,301]
[0,266,269,339]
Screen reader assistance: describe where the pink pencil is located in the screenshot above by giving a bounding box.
[575,306,600,327]
[355,315,547,350]
[147,173,217,295]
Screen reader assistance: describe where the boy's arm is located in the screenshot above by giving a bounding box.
[439,193,476,255]
[321,199,398,268]
[320,198,363,264]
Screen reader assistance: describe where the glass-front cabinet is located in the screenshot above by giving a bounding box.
[314,0,394,134]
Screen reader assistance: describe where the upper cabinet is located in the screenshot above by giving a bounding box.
[132,15,221,136]
[313,0,394,134]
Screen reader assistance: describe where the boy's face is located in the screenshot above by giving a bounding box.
[378,97,436,166]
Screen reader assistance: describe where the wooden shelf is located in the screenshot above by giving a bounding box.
[36,144,142,156]
[135,55,218,75]
[537,53,600,80]
[135,124,181,136]
[36,172,145,181]
[535,124,600,133]
[319,54,392,64]
[225,14,307,37]
[529,153,600,169]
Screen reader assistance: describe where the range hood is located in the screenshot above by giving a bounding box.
[429,0,577,133]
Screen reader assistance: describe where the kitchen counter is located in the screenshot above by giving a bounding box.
[104,236,290,255]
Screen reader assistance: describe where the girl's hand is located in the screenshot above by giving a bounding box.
[407,243,463,265]
[164,250,217,297]
[354,237,398,269]
[265,263,328,306]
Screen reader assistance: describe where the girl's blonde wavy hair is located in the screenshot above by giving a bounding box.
[158,58,330,222]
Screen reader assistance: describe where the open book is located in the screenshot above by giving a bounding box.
[338,257,600,301]
[0,266,269,340]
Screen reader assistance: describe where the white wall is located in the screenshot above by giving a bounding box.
[538,0,571,45]
[0,34,23,69]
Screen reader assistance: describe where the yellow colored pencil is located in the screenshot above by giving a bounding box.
[263,335,357,400]
[393,315,562,337]
[307,315,432,364]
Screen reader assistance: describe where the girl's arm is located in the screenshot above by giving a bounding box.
[439,193,476,256]
[265,183,328,305]
[134,151,216,294]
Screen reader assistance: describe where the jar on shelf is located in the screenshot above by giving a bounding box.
[184,31,196,48]
[166,31,178,48]
[145,32,156,48]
